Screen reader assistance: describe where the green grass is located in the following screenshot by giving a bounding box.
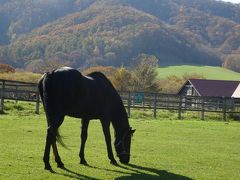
[0,102,240,179]
[157,65,240,80]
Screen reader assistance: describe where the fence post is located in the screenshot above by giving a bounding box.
[201,97,205,120]
[178,96,182,120]
[35,91,40,114]
[15,85,18,103]
[127,92,131,117]
[153,93,157,118]
[223,97,227,121]
[0,80,5,113]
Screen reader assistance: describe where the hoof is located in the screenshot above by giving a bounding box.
[110,160,118,165]
[80,159,88,165]
[57,162,65,169]
[44,165,53,171]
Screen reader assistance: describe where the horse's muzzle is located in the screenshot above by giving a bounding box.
[118,152,130,164]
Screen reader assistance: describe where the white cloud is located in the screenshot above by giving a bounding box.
[220,0,240,3]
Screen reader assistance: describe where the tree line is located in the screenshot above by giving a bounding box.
[83,54,205,93]
[0,0,239,72]
[0,53,205,94]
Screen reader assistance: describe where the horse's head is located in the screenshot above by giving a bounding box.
[114,127,136,164]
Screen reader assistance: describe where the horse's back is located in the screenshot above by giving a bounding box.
[50,67,82,101]
[39,67,125,119]
[53,67,82,84]
[39,67,82,116]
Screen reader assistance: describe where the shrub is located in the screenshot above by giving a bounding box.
[0,63,15,73]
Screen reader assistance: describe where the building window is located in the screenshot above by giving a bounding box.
[187,86,193,96]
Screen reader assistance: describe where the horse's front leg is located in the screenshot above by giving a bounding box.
[100,119,117,165]
[79,119,89,165]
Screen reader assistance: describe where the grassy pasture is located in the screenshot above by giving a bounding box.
[0,101,240,180]
[157,65,240,80]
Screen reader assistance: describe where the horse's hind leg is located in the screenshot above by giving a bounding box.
[52,142,64,168]
[43,116,64,170]
[79,119,89,165]
[43,127,55,170]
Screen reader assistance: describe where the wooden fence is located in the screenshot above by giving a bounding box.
[0,79,239,120]
[119,92,240,120]
[0,79,40,114]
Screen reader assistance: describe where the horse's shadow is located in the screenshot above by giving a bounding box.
[115,163,193,180]
[57,163,193,180]
[55,167,98,180]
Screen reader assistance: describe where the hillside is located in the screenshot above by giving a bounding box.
[157,65,240,80]
[0,0,239,70]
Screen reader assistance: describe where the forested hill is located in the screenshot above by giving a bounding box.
[0,0,239,70]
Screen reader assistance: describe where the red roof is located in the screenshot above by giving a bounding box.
[185,79,240,97]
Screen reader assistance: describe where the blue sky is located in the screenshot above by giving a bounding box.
[220,0,240,3]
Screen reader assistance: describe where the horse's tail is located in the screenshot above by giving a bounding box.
[38,73,47,109]
[38,72,67,148]
[56,130,67,148]
[38,72,52,113]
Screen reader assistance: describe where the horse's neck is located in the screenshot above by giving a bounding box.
[112,113,130,139]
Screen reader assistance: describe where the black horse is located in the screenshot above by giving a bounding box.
[38,67,135,171]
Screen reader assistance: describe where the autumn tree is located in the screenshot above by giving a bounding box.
[111,67,132,91]
[82,66,116,77]
[130,54,159,92]
[222,55,240,72]
[159,73,205,94]
[41,59,70,73]
[158,75,183,94]
[26,59,69,73]
[25,59,45,73]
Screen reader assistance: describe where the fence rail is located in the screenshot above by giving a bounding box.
[119,92,240,120]
[0,79,239,120]
[0,79,40,114]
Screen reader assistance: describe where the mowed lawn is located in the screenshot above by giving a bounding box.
[0,102,240,179]
[157,65,240,80]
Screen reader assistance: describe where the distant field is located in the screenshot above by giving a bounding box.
[0,101,240,179]
[0,72,41,83]
[157,65,240,80]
